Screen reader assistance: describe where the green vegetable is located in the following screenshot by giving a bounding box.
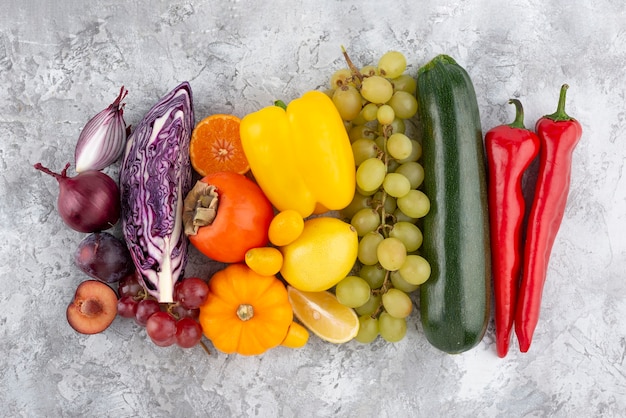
[416,55,491,354]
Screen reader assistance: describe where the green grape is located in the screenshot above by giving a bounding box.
[398,254,431,286]
[356,184,378,197]
[371,190,397,214]
[351,208,381,236]
[386,133,413,160]
[389,221,423,252]
[374,135,386,151]
[349,124,377,142]
[356,157,386,192]
[391,74,417,95]
[378,312,407,342]
[397,140,422,163]
[395,161,425,189]
[382,288,413,319]
[393,207,417,224]
[387,118,406,135]
[355,293,382,316]
[351,138,379,166]
[341,191,370,219]
[387,158,400,173]
[361,75,394,104]
[336,276,371,308]
[330,68,353,89]
[382,172,411,198]
[361,103,379,122]
[376,104,395,125]
[360,65,378,77]
[376,237,407,271]
[358,231,384,265]
[333,85,363,121]
[350,111,368,126]
[388,91,418,119]
[359,264,386,289]
[355,315,379,343]
[397,190,430,219]
[390,270,419,293]
[377,51,407,79]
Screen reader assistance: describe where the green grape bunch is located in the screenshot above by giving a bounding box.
[327,49,432,344]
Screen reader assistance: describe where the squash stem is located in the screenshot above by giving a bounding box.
[237,304,254,321]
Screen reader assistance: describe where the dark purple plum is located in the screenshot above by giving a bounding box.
[74,232,135,283]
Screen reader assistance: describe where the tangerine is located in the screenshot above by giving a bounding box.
[189,114,249,176]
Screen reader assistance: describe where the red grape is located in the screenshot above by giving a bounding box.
[135,299,161,326]
[117,295,138,318]
[118,272,144,298]
[175,317,203,348]
[146,312,177,347]
[170,304,200,321]
[174,277,209,309]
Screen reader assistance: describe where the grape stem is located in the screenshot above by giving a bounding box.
[199,338,211,356]
[341,46,364,84]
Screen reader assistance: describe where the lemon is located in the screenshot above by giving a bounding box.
[268,209,305,247]
[280,217,358,292]
[287,286,359,344]
[245,247,283,276]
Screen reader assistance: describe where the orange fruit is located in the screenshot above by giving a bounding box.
[244,247,283,276]
[268,209,305,247]
[189,114,249,176]
[280,321,310,348]
[287,286,359,344]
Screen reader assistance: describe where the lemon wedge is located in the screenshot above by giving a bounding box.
[287,286,359,344]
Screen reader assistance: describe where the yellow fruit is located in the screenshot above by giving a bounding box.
[268,209,305,247]
[287,286,359,344]
[280,217,358,292]
[280,321,310,348]
[244,247,283,276]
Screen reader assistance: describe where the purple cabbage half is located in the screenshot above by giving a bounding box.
[120,82,194,303]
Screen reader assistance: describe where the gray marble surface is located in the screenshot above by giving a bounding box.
[1,0,625,417]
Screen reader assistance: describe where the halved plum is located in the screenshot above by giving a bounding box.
[67,280,118,334]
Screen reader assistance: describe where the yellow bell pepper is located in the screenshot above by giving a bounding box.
[240,90,355,218]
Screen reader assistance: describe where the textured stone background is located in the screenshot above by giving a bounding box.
[1,0,625,417]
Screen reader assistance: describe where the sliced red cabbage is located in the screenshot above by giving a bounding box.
[120,82,194,303]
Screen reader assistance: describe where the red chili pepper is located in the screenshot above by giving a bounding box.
[515,84,582,352]
[485,99,540,358]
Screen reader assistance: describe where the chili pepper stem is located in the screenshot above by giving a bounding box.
[507,99,526,129]
[545,84,572,122]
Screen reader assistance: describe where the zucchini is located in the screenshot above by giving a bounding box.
[416,55,491,354]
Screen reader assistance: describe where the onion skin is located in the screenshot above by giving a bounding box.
[34,162,120,233]
[74,86,129,173]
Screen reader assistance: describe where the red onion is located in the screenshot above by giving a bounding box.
[74,86,129,173]
[34,162,121,233]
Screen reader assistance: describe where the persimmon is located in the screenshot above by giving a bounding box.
[183,171,274,263]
